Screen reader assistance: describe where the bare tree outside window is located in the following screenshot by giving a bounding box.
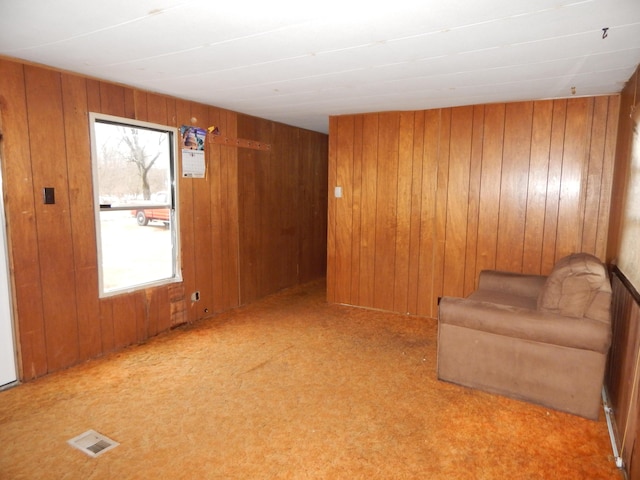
[120,126,166,200]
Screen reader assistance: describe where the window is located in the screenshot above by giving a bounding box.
[618,107,640,290]
[90,113,181,297]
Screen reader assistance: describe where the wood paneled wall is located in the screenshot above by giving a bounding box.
[605,64,640,480]
[327,97,619,318]
[608,67,639,264]
[237,116,328,303]
[607,269,640,478]
[0,58,328,380]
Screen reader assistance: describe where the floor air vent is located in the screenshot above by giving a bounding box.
[68,429,119,458]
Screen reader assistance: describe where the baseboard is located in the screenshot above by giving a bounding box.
[602,385,627,477]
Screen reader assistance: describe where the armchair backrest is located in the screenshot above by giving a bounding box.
[537,253,611,323]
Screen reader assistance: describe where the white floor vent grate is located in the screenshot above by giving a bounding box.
[68,429,119,458]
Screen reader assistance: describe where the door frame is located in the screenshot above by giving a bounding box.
[0,135,19,389]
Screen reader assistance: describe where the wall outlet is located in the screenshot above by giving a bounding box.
[191,291,200,302]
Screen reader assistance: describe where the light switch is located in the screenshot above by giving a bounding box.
[334,186,343,198]
[43,187,55,205]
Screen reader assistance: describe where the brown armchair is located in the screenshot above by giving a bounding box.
[437,253,612,419]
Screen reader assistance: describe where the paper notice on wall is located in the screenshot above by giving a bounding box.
[180,125,206,178]
[182,149,206,178]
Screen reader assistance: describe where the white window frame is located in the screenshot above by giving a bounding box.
[89,112,181,297]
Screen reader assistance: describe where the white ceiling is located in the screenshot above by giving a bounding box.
[1,0,639,134]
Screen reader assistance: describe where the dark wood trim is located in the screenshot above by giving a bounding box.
[611,265,640,305]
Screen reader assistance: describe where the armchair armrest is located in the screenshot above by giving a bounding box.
[476,270,547,299]
[439,297,611,353]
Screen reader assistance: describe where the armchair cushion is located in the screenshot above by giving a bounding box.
[537,252,609,320]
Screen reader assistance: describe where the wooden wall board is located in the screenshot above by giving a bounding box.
[604,65,640,480]
[373,112,400,312]
[415,109,441,318]
[24,65,80,373]
[61,73,102,360]
[462,105,484,297]
[207,106,225,314]
[328,96,619,318]
[442,106,473,299]
[357,114,379,309]
[495,101,533,274]
[540,99,567,273]
[523,101,553,275]
[406,111,425,313]
[175,99,197,322]
[0,60,48,377]
[0,58,328,380]
[237,114,328,306]
[608,70,638,263]
[475,103,504,278]
[334,115,355,305]
[596,96,619,257]
[219,110,241,311]
[608,271,640,477]
[297,128,328,285]
[393,111,416,313]
[236,115,261,304]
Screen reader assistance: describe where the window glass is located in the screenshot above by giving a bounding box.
[90,113,181,297]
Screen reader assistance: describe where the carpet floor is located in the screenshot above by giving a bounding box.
[0,279,623,479]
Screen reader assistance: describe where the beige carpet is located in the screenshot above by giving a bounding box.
[0,279,622,479]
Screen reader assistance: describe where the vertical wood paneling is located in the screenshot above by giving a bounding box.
[112,295,138,349]
[99,299,115,353]
[221,110,240,310]
[496,102,533,272]
[349,117,363,303]
[297,128,327,284]
[476,104,505,276]
[358,114,379,309]
[596,96,619,258]
[443,106,473,298]
[208,107,224,313]
[393,112,415,313]
[582,97,608,253]
[416,109,441,317]
[237,114,328,305]
[237,116,267,304]
[61,73,102,360]
[0,58,328,380]
[191,104,214,316]
[556,98,590,259]
[176,99,197,322]
[607,271,640,476]
[541,100,567,272]
[604,67,639,479]
[0,60,47,379]
[99,82,126,117]
[433,108,451,313]
[523,101,553,274]
[335,116,355,304]
[24,66,80,372]
[463,105,484,296]
[326,116,338,304]
[406,111,425,314]
[373,113,400,312]
[328,96,618,318]
[608,70,637,263]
